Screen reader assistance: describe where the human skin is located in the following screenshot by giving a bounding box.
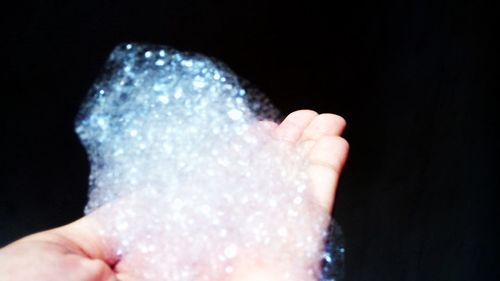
[0,110,349,281]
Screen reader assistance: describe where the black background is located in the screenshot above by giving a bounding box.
[1,1,499,280]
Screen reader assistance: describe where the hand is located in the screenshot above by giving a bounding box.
[0,110,348,281]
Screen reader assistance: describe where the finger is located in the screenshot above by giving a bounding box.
[53,215,119,266]
[308,136,349,212]
[300,113,346,142]
[274,110,318,143]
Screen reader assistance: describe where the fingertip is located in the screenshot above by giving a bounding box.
[300,113,347,142]
[274,110,318,142]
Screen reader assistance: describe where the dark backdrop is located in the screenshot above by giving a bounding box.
[1,1,498,280]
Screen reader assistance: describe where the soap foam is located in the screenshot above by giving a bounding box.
[76,43,344,281]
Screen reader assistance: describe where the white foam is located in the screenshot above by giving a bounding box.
[76,43,341,280]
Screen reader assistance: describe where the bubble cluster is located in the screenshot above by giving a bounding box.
[76,43,344,281]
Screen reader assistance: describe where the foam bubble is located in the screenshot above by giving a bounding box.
[76,43,344,280]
